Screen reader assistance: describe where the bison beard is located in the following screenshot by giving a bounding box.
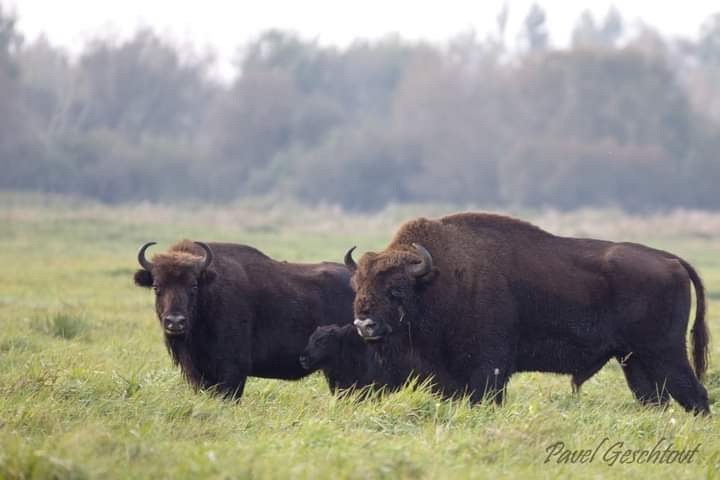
[134,240,355,399]
[346,213,711,414]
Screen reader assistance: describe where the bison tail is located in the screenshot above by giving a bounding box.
[677,257,709,382]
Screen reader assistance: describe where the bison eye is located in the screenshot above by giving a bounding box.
[191,285,198,294]
[389,288,403,298]
[152,285,160,294]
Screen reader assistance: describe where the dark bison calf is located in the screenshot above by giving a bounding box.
[299,324,370,392]
[300,324,458,396]
[133,240,354,398]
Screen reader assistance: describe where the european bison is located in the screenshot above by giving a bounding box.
[134,240,354,398]
[299,323,458,396]
[299,324,370,392]
[345,213,710,413]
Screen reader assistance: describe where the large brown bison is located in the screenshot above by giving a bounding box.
[133,240,354,398]
[345,213,710,414]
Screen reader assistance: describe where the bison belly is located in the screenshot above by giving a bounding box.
[515,335,613,376]
[251,355,308,380]
[511,274,617,377]
[514,303,616,376]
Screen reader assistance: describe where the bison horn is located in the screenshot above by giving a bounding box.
[344,246,357,271]
[409,243,433,277]
[138,242,156,271]
[194,241,214,270]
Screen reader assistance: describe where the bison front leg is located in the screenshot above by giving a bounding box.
[468,364,511,404]
[220,375,247,401]
[461,301,517,404]
[217,359,249,401]
[462,340,514,403]
[217,318,252,401]
[216,347,251,401]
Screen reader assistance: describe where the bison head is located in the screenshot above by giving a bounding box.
[345,243,436,341]
[299,325,344,371]
[133,241,216,338]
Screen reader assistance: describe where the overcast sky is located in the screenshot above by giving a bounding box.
[7,1,719,74]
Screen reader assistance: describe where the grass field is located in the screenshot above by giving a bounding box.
[1,197,720,479]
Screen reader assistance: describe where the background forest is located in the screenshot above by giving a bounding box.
[2,4,720,211]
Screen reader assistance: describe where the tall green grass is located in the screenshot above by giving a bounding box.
[30,310,89,340]
[1,204,719,479]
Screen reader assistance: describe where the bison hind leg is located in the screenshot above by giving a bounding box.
[570,375,582,394]
[570,357,611,394]
[643,352,709,415]
[618,353,670,407]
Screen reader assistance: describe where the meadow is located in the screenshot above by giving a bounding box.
[1,195,720,479]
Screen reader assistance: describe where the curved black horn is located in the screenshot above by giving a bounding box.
[194,241,214,270]
[138,242,156,271]
[344,246,357,271]
[409,243,433,277]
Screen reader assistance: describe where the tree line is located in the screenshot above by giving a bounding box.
[2,4,720,211]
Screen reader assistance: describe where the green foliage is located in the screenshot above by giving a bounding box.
[1,206,719,478]
[0,440,88,480]
[278,123,418,210]
[0,4,21,67]
[699,13,720,66]
[30,310,89,340]
[523,3,548,51]
[572,8,625,49]
[77,29,213,138]
[3,10,720,211]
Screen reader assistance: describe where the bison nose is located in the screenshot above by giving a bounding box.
[163,314,187,335]
[354,317,380,338]
[354,317,377,329]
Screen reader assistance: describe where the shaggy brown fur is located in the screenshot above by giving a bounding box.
[347,212,710,414]
[134,240,355,399]
[153,240,207,268]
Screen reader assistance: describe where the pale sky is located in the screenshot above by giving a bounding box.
[7,1,719,75]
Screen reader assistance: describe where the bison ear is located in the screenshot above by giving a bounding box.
[134,269,153,287]
[200,269,217,285]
